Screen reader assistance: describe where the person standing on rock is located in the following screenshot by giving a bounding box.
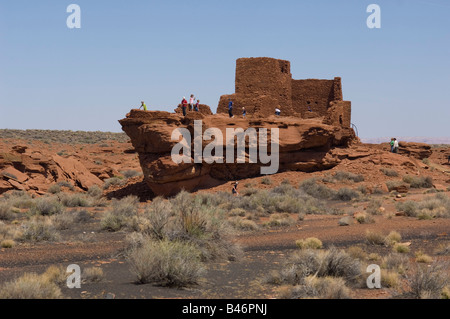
[393,138,399,153]
[181,97,188,116]
[194,99,200,112]
[232,181,239,196]
[228,99,234,118]
[139,101,147,111]
[275,107,281,116]
[242,106,247,118]
[389,138,395,152]
[189,94,195,111]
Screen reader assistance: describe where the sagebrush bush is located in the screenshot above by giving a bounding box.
[299,178,336,200]
[87,185,103,198]
[380,167,399,177]
[103,177,125,190]
[30,197,65,216]
[396,194,450,219]
[142,197,172,240]
[58,193,91,207]
[408,262,449,299]
[19,217,60,242]
[100,196,140,232]
[0,202,14,220]
[332,171,364,183]
[127,239,205,287]
[402,175,433,189]
[121,170,142,179]
[47,184,61,194]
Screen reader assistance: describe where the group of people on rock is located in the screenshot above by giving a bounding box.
[139,98,283,119]
[180,95,201,116]
[390,137,399,153]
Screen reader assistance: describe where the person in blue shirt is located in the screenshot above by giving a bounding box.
[228,99,234,118]
[242,106,247,118]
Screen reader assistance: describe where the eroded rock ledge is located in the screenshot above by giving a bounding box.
[119,110,357,196]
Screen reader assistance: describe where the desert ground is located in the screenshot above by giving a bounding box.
[0,130,449,301]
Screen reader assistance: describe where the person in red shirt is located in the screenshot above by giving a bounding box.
[181,97,188,116]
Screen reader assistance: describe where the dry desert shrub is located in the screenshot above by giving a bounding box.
[381,253,410,275]
[0,201,15,221]
[365,230,386,246]
[396,194,450,219]
[127,238,205,287]
[332,171,364,183]
[282,276,351,299]
[299,178,337,200]
[402,175,433,189]
[100,195,139,232]
[228,217,259,231]
[265,247,362,288]
[29,196,65,216]
[380,167,398,177]
[295,237,323,250]
[333,187,361,201]
[264,213,296,228]
[408,261,449,299]
[19,217,61,242]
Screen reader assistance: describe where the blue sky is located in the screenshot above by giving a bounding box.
[0,0,449,138]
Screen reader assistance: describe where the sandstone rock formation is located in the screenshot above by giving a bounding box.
[0,145,102,195]
[119,110,357,196]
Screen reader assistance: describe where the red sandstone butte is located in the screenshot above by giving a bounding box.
[119,57,358,197]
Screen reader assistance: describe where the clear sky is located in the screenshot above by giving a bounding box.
[1,0,449,139]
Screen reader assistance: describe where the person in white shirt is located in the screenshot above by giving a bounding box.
[189,94,195,111]
[393,138,399,153]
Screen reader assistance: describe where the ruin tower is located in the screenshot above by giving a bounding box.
[217,57,352,127]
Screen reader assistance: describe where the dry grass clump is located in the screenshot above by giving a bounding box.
[280,276,350,299]
[365,230,402,247]
[0,266,64,299]
[264,213,296,228]
[414,251,433,263]
[393,243,410,254]
[295,237,323,250]
[82,267,104,283]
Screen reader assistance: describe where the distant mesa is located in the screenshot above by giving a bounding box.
[119,57,358,197]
